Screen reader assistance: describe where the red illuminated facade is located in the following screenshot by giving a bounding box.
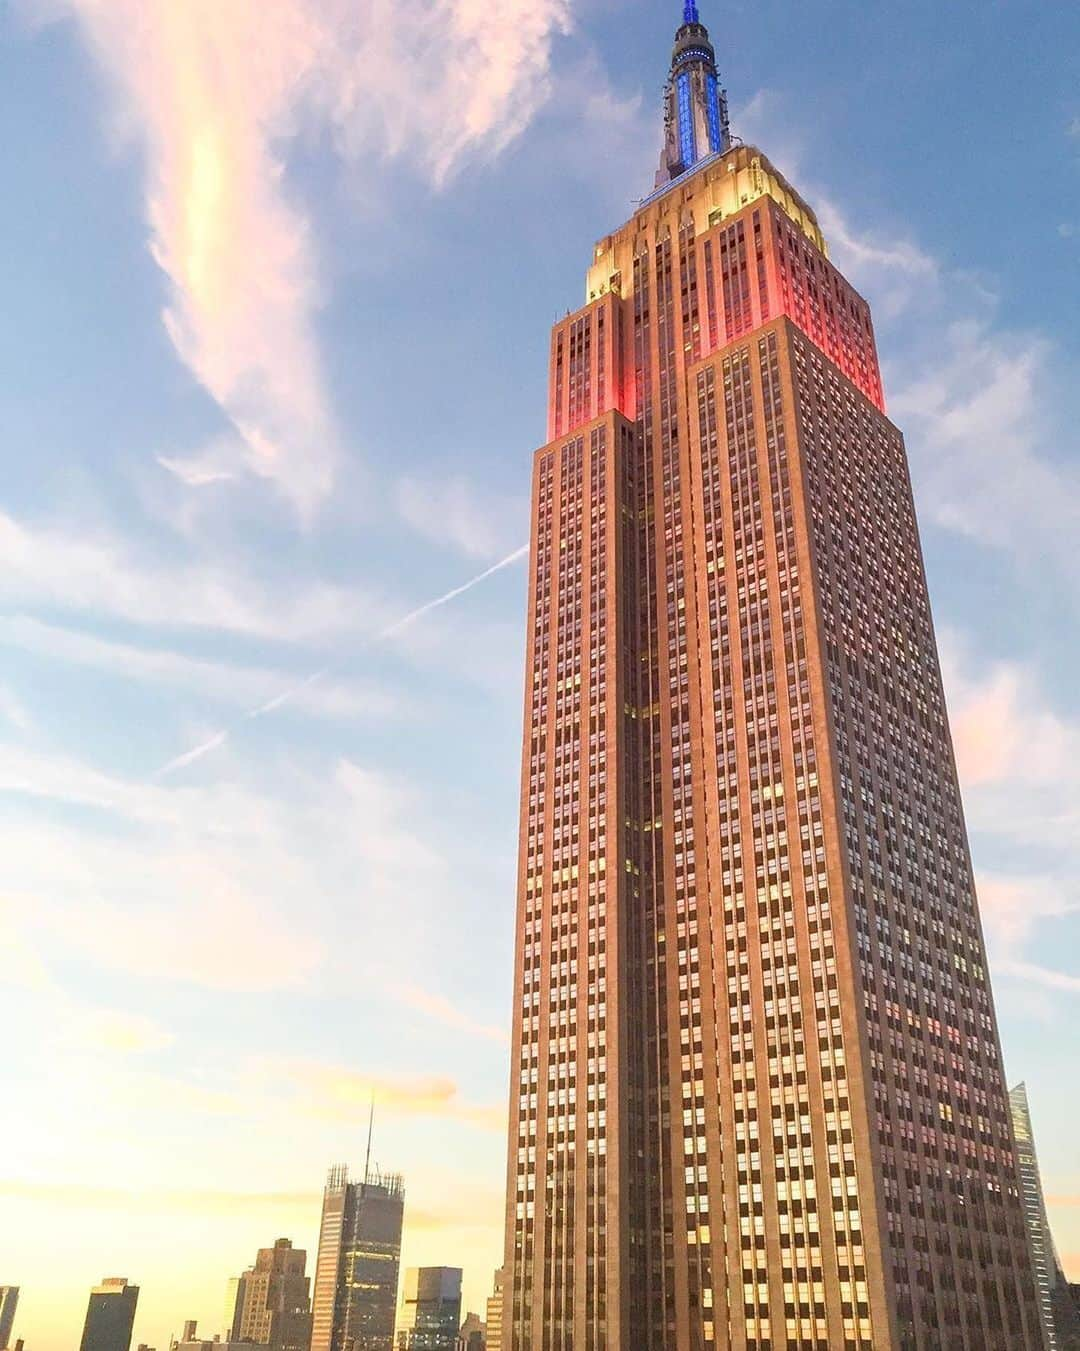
[504,8,1041,1350]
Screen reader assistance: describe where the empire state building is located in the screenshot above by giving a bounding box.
[501,4,1042,1349]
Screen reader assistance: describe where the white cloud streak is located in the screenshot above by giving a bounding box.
[0,508,378,639]
[154,731,229,780]
[0,616,397,722]
[378,544,528,640]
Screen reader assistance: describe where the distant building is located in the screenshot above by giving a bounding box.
[395,1269,461,1351]
[79,1278,139,1351]
[0,1287,18,1350]
[1011,1084,1080,1351]
[226,1238,312,1351]
[223,1280,240,1341]
[311,1163,404,1351]
[169,1326,247,1351]
[456,1311,484,1351]
[482,1271,502,1351]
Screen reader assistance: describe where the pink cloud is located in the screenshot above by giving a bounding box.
[49,0,572,514]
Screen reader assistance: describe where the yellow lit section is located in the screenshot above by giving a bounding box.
[586,143,827,302]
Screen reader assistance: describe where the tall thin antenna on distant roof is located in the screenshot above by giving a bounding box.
[363,1091,375,1186]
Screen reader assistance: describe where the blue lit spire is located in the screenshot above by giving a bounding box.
[654,1,731,189]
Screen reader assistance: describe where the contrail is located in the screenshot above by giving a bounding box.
[377,544,528,639]
[151,545,528,779]
[154,731,230,780]
[244,667,331,720]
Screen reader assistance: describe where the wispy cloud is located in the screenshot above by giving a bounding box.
[891,321,1080,596]
[394,983,509,1044]
[0,616,398,722]
[1,743,465,997]
[941,638,1080,995]
[154,731,230,780]
[0,684,33,733]
[0,508,380,639]
[740,92,1080,607]
[51,887,324,995]
[0,904,175,1057]
[46,0,572,513]
[152,544,527,775]
[262,1058,504,1132]
[397,475,527,561]
[378,545,528,640]
[995,960,1080,995]
[57,0,334,515]
[814,196,936,284]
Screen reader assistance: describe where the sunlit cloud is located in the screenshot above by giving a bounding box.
[74,1010,176,1056]
[394,984,509,1045]
[0,617,399,723]
[938,637,1080,998]
[255,1059,505,1132]
[0,507,380,639]
[54,890,325,995]
[46,0,572,513]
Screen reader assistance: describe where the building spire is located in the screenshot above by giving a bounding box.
[655,1,730,189]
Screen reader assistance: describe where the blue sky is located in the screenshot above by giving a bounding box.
[1,0,1078,1346]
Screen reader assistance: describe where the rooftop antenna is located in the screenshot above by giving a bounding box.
[363,1091,375,1187]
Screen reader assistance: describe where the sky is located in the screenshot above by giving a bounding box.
[0,0,1078,1346]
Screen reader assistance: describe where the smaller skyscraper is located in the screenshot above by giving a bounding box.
[227,1238,312,1351]
[1011,1084,1080,1351]
[395,1269,461,1351]
[80,1278,139,1351]
[482,1271,502,1351]
[311,1162,405,1351]
[0,1287,19,1350]
[223,1279,240,1341]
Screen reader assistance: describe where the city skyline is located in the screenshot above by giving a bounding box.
[1,0,1079,1348]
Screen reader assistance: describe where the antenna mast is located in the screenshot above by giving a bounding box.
[363,1092,375,1186]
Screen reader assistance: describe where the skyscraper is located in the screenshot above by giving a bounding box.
[502,4,1042,1348]
[0,1287,18,1350]
[395,1268,462,1351]
[227,1238,313,1351]
[312,1164,405,1351]
[483,1270,503,1351]
[80,1278,139,1351]
[1010,1083,1080,1351]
